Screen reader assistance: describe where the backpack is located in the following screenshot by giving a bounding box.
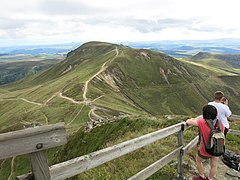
[203,119,225,156]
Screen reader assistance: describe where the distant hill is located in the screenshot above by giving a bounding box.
[188,52,212,61]
[123,38,240,57]
[0,42,81,55]
[0,41,240,179]
[2,38,240,58]
[186,52,240,76]
[190,52,240,65]
[0,55,64,85]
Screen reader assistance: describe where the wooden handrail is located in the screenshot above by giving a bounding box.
[182,136,199,155]
[0,123,67,180]
[229,114,240,121]
[0,123,67,159]
[229,129,240,135]
[0,115,236,180]
[128,146,183,180]
[16,123,240,180]
[0,123,67,160]
[128,128,240,179]
[49,122,186,180]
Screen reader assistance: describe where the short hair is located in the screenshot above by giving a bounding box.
[202,105,217,120]
[214,91,224,100]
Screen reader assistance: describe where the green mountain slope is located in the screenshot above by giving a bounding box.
[0,42,240,179]
[1,41,240,132]
[187,52,240,75]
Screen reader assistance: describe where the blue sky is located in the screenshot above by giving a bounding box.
[1,0,240,46]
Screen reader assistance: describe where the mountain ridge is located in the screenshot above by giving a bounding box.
[1,41,240,130]
[0,41,240,179]
[189,52,240,67]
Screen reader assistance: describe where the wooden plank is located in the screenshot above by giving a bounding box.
[0,123,67,160]
[16,173,32,180]
[228,129,240,136]
[128,146,183,180]
[182,136,198,155]
[229,114,240,121]
[30,150,50,180]
[49,122,185,180]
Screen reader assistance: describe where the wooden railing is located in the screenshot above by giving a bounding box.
[0,115,239,180]
[0,123,67,180]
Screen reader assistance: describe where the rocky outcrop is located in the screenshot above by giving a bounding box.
[222,150,240,171]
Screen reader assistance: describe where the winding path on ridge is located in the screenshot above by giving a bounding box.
[58,92,83,104]
[83,47,119,124]
[21,98,43,106]
[82,47,119,102]
[61,47,119,127]
[58,47,118,106]
[0,47,119,129]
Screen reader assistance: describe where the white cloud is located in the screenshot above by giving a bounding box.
[1,0,240,46]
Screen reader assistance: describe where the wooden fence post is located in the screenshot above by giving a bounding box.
[0,123,67,180]
[177,124,186,180]
[30,150,50,180]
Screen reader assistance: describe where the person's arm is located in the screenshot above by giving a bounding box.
[225,107,232,117]
[223,98,231,117]
[186,118,198,126]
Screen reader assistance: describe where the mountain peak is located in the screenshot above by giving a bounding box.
[190,52,212,61]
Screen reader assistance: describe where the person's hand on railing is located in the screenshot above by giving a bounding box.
[186,115,202,127]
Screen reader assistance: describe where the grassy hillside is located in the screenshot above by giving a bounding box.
[187,52,240,74]
[0,41,240,179]
[0,55,63,85]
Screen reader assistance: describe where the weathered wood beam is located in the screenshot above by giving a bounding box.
[128,146,183,180]
[229,114,240,121]
[0,123,67,160]
[228,129,240,136]
[30,150,50,180]
[182,136,199,155]
[49,122,186,180]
